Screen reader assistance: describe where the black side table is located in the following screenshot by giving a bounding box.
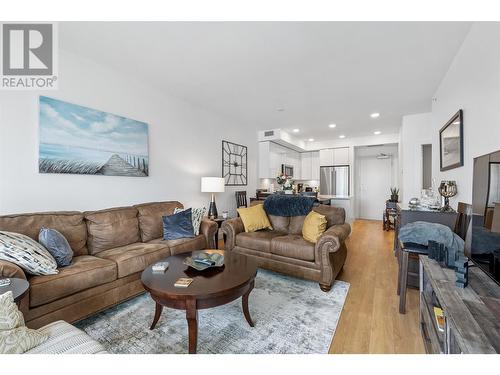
[212,217,230,249]
[0,277,29,306]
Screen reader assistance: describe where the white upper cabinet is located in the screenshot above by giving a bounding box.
[300,151,320,180]
[311,151,320,180]
[258,141,272,179]
[300,152,312,180]
[319,147,349,166]
[259,141,302,179]
[319,149,334,166]
[333,147,349,165]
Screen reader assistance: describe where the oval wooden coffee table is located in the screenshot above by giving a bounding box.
[141,250,257,354]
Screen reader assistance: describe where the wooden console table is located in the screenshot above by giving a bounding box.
[419,255,500,353]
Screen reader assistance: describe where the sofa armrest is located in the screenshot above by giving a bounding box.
[200,217,218,249]
[315,223,351,259]
[314,223,351,290]
[221,218,245,251]
[0,260,27,279]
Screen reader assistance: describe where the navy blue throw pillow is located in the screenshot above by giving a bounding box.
[39,228,73,267]
[163,208,195,241]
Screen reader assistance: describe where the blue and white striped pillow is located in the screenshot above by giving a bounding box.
[0,231,58,275]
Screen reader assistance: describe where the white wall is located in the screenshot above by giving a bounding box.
[0,50,258,215]
[399,112,432,204]
[431,22,500,208]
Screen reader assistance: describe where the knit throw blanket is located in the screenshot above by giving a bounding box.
[398,221,464,254]
[263,194,314,217]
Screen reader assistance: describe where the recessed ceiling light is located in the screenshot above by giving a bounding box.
[339,135,346,139]
[370,113,380,118]
[292,128,300,133]
[308,138,315,142]
[374,131,382,135]
[328,123,337,128]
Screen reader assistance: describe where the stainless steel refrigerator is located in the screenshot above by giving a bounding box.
[320,166,350,196]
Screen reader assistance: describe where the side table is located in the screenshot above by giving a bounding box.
[0,277,29,306]
[212,217,230,249]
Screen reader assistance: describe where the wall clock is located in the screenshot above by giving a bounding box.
[222,140,247,186]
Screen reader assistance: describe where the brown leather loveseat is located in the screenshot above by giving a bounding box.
[0,201,217,328]
[222,205,350,292]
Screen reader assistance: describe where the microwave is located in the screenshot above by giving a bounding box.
[281,164,294,177]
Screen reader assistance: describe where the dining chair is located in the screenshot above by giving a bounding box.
[235,191,248,209]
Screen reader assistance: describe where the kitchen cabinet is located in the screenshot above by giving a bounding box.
[300,151,320,180]
[333,147,349,165]
[319,147,349,166]
[311,151,320,180]
[319,149,334,166]
[258,141,301,179]
[300,152,312,180]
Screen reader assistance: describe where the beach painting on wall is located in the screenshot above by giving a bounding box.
[39,96,149,177]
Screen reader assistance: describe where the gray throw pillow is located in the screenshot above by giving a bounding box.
[39,228,73,267]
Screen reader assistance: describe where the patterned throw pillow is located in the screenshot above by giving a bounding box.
[0,291,48,354]
[0,231,58,275]
[174,207,206,235]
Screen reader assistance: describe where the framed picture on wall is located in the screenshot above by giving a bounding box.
[439,109,464,171]
[38,96,149,177]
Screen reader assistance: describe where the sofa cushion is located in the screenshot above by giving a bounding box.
[96,242,170,278]
[0,212,88,256]
[268,215,290,234]
[271,235,316,261]
[0,292,48,354]
[235,230,284,253]
[313,205,345,227]
[302,211,327,243]
[162,209,195,241]
[288,216,306,235]
[237,204,273,233]
[26,320,107,354]
[0,231,58,276]
[39,228,73,267]
[148,234,206,255]
[135,201,183,242]
[84,207,140,255]
[29,255,117,308]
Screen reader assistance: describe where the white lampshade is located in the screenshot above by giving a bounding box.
[201,177,225,193]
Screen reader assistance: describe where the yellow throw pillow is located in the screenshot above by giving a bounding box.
[302,211,327,243]
[237,204,273,233]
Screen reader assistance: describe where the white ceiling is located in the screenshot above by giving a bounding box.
[60,22,472,141]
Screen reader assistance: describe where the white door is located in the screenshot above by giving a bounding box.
[358,156,393,220]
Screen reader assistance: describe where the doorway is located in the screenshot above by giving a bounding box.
[356,144,399,220]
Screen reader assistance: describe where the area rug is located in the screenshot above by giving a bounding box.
[75,269,350,354]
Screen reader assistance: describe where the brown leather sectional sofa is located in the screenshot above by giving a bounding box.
[0,201,217,329]
[222,205,350,291]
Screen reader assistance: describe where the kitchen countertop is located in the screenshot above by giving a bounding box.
[317,195,353,200]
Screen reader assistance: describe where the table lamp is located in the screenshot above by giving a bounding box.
[201,177,225,219]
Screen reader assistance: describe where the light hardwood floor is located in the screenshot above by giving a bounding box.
[329,219,425,353]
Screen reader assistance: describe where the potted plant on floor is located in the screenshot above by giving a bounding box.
[390,187,399,202]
